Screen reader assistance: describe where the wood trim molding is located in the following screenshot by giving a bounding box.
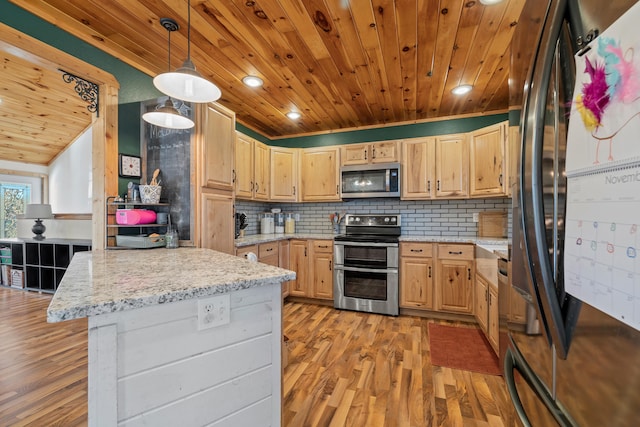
[0,23,119,250]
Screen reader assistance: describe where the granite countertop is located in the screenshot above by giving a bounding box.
[47,247,296,323]
[235,233,510,247]
[235,233,335,247]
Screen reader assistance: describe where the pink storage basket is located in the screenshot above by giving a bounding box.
[116,209,157,225]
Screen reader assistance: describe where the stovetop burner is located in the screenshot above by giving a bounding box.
[335,214,401,243]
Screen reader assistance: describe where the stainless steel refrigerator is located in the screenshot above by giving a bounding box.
[507,0,640,425]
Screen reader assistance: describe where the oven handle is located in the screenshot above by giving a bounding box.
[334,265,398,274]
[334,241,398,248]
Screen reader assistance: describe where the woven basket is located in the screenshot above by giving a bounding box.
[139,185,161,204]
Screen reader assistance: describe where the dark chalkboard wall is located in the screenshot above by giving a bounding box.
[141,98,193,242]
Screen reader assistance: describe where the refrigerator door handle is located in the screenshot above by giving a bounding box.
[519,0,581,359]
[504,339,577,427]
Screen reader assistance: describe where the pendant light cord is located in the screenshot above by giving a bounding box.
[187,0,191,61]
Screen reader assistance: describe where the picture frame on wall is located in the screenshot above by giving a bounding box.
[119,154,142,178]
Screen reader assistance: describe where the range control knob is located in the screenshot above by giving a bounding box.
[384,217,390,222]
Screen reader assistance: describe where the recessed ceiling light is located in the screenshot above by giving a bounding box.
[452,84,473,95]
[479,0,505,5]
[242,75,264,88]
[286,111,301,120]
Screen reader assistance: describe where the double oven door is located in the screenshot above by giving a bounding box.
[333,241,399,316]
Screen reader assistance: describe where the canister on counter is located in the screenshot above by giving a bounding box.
[274,212,285,234]
[285,213,296,234]
[260,212,274,234]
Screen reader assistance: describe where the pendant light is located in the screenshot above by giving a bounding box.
[153,0,221,103]
[143,18,195,130]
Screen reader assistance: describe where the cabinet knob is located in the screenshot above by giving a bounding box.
[468,268,471,280]
[372,148,376,159]
[428,266,432,278]
[410,249,423,253]
[437,180,440,191]
[293,186,296,195]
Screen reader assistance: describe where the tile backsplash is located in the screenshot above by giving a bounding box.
[236,198,512,238]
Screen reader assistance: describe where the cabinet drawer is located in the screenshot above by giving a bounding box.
[258,241,279,259]
[236,245,258,258]
[400,242,433,258]
[312,240,333,253]
[437,244,474,260]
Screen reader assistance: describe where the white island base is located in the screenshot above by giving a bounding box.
[47,248,294,427]
[89,284,282,426]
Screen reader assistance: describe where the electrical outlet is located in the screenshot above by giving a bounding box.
[295,213,300,221]
[473,212,480,223]
[197,294,230,330]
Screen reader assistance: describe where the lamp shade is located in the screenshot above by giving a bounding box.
[24,204,53,219]
[142,99,195,129]
[153,59,222,103]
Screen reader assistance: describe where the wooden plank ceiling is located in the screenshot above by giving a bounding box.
[0,42,93,165]
[9,0,528,141]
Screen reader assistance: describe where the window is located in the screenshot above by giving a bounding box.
[0,182,31,238]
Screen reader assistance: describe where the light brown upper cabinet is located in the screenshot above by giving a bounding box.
[270,146,298,202]
[434,134,469,198]
[235,132,269,200]
[300,146,341,201]
[341,141,400,166]
[200,103,236,191]
[401,137,435,199]
[470,122,507,197]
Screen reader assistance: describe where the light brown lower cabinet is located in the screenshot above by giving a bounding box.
[311,240,333,300]
[475,273,499,354]
[279,240,290,298]
[288,239,309,297]
[286,239,333,299]
[435,244,474,314]
[399,242,434,309]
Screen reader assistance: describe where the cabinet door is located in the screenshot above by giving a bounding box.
[436,258,473,314]
[234,133,254,199]
[288,240,309,297]
[434,134,469,198]
[400,257,434,309]
[401,137,434,199]
[470,122,506,197]
[488,285,499,353]
[200,189,234,255]
[279,240,290,298]
[270,147,298,201]
[341,144,369,165]
[371,141,399,163]
[202,103,235,191]
[236,244,258,259]
[253,141,270,200]
[475,274,488,332]
[300,147,340,201]
[312,252,333,300]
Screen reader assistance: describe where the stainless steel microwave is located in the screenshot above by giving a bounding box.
[340,162,400,198]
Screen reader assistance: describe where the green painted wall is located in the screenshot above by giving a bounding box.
[2,0,509,153]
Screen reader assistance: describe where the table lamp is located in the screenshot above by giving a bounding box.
[24,204,53,241]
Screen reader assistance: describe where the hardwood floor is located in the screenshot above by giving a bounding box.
[0,288,88,426]
[0,288,514,426]
[283,302,515,427]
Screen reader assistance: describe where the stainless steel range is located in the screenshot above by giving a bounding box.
[333,214,400,316]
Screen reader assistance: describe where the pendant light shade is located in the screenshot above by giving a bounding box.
[142,98,195,129]
[142,18,195,130]
[153,0,221,103]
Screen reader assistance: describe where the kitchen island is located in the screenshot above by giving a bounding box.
[48,248,295,427]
